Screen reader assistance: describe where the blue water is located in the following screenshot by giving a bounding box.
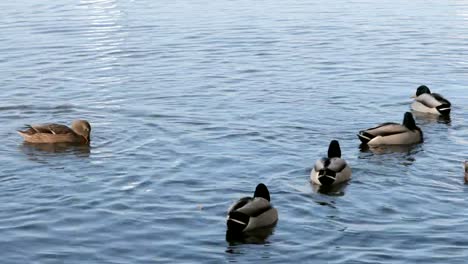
[1,0,468,263]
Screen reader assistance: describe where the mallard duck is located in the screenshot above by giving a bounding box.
[17,120,91,144]
[226,183,278,233]
[411,85,451,116]
[464,161,468,183]
[310,140,351,186]
[357,112,423,145]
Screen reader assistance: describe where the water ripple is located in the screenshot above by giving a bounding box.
[0,0,468,263]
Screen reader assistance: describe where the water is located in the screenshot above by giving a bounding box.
[0,0,468,263]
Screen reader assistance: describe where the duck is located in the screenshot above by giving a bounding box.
[411,85,451,116]
[310,140,351,186]
[226,183,278,233]
[17,120,91,144]
[464,161,468,183]
[357,112,423,145]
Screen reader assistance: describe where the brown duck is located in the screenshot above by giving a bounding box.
[18,120,91,144]
[465,161,468,183]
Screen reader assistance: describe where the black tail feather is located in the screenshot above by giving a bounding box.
[318,169,336,186]
[436,104,451,116]
[357,131,374,144]
[227,211,249,232]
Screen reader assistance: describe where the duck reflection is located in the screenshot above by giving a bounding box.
[225,226,276,246]
[20,142,91,158]
[311,181,347,196]
[359,143,418,155]
[411,110,451,125]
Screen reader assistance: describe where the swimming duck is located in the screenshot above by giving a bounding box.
[310,140,351,186]
[357,112,423,145]
[464,161,468,183]
[226,183,278,233]
[17,120,91,144]
[411,85,451,116]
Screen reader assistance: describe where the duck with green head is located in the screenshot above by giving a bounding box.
[357,112,423,145]
[226,183,278,233]
[411,85,451,116]
[310,140,351,186]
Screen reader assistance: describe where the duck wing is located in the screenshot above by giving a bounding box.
[415,93,443,108]
[227,197,251,213]
[19,124,75,135]
[432,93,451,115]
[314,158,346,173]
[234,198,271,217]
[313,158,327,171]
[327,157,348,173]
[358,122,408,143]
[432,93,451,106]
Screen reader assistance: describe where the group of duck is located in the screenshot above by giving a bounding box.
[15,85,466,239]
[226,85,467,238]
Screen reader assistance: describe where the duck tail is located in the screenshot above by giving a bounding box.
[357,131,373,144]
[436,104,451,116]
[318,169,336,186]
[227,211,249,232]
[17,129,30,137]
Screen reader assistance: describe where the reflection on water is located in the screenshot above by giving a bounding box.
[412,111,451,125]
[1,0,468,263]
[359,143,420,155]
[311,181,348,196]
[20,142,91,158]
[225,226,276,246]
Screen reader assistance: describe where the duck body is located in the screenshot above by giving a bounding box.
[411,85,451,116]
[310,140,351,186]
[357,112,423,146]
[464,161,468,183]
[17,120,91,144]
[227,183,278,233]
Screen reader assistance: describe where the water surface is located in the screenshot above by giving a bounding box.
[0,0,468,263]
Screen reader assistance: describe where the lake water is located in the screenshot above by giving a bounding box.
[1,0,468,263]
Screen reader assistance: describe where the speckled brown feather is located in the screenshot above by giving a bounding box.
[17,121,90,144]
[464,161,468,183]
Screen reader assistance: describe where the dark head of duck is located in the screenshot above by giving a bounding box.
[254,183,270,201]
[403,112,424,142]
[416,85,431,96]
[403,112,417,129]
[328,140,341,158]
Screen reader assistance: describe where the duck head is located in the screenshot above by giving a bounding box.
[254,183,270,201]
[402,112,417,130]
[416,85,431,96]
[72,120,91,143]
[328,140,341,158]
